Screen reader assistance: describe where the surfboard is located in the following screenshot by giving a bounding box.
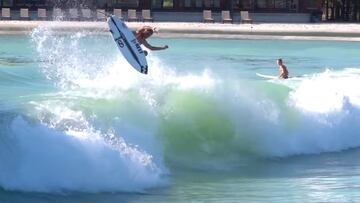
[107,15,148,74]
[256,73,278,79]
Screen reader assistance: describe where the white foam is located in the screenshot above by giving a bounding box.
[290,69,360,113]
[31,26,216,97]
[0,106,165,193]
[232,68,360,157]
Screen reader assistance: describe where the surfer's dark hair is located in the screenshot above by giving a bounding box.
[277,59,283,63]
[143,27,154,35]
[147,28,154,35]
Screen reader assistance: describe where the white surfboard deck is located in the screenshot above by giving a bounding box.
[107,15,148,74]
[256,73,278,79]
[256,73,303,81]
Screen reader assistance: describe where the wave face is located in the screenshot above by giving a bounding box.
[158,69,360,168]
[0,29,360,193]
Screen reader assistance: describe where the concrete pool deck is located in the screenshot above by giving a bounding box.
[1,21,360,41]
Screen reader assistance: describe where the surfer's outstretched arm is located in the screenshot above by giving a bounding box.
[142,40,168,51]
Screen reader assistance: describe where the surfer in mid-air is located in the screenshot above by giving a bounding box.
[277,58,289,79]
[135,26,168,55]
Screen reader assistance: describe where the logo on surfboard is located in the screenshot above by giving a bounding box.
[115,36,125,48]
[131,39,144,54]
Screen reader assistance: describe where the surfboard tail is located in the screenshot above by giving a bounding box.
[141,65,148,74]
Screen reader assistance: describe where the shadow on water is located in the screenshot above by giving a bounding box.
[0,56,40,66]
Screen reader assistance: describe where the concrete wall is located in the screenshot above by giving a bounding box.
[250,13,311,23]
[2,10,311,23]
[152,12,311,23]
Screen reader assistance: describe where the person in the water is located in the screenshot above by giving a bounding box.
[134,26,168,55]
[277,58,289,79]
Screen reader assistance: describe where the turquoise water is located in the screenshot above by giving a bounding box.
[1,29,360,202]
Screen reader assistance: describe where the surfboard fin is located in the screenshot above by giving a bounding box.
[141,65,148,74]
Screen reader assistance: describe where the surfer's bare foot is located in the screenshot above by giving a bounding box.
[144,50,148,56]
